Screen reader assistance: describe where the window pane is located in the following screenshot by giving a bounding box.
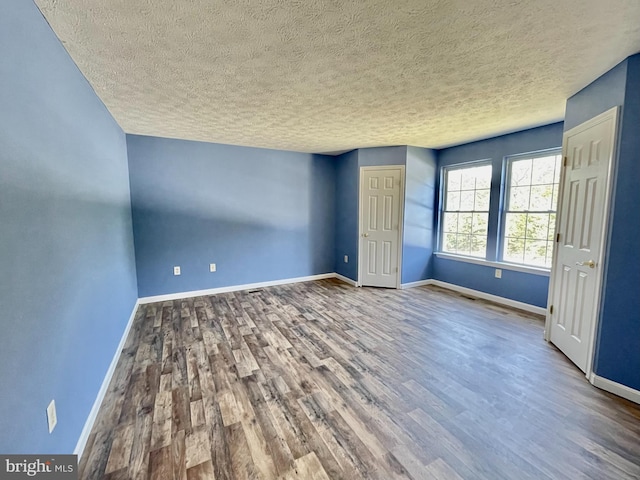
[502,150,561,268]
[447,169,462,191]
[456,234,471,254]
[470,235,487,257]
[547,213,556,240]
[510,159,532,186]
[526,213,551,241]
[474,165,492,189]
[472,213,488,235]
[504,237,524,263]
[545,240,554,267]
[446,191,460,210]
[524,240,548,267]
[459,190,475,210]
[441,163,491,259]
[551,184,559,208]
[461,170,476,190]
[552,155,562,184]
[443,232,458,253]
[505,213,526,239]
[458,213,473,235]
[509,186,530,211]
[531,155,556,185]
[443,213,459,233]
[530,185,553,211]
[475,189,490,211]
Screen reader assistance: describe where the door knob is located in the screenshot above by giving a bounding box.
[363,233,369,237]
[576,260,596,268]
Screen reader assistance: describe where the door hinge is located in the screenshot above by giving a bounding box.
[564,156,569,167]
[556,233,560,243]
[549,305,554,315]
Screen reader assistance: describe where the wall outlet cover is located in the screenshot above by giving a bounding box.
[344,255,348,263]
[495,269,502,279]
[46,399,57,433]
[210,263,216,272]
[173,266,181,275]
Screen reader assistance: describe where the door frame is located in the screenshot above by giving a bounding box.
[544,106,620,380]
[357,165,406,289]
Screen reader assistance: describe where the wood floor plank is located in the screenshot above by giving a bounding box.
[104,424,134,474]
[186,460,215,480]
[185,425,212,469]
[79,280,640,480]
[172,429,187,480]
[279,452,331,480]
[148,445,171,480]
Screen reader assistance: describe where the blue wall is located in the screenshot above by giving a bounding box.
[0,1,138,453]
[333,146,411,282]
[358,146,407,167]
[433,123,564,307]
[127,135,335,297]
[563,61,627,131]
[402,147,437,283]
[334,150,359,280]
[567,55,640,391]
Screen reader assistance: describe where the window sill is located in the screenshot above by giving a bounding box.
[434,252,551,277]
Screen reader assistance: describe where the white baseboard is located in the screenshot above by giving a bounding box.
[138,273,336,304]
[428,279,546,316]
[400,279,433,289]
[334,273,358,287]
[590,374,640,405]
[74,299,140,458]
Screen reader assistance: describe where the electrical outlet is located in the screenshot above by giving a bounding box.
[344,255,348,263]
[210,263,216,272]
[495,268,502,279]
[46,399,57,433]
[173,266,181,276]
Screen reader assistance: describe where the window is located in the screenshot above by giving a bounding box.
[502,151,562,268]
[441,163,491,258]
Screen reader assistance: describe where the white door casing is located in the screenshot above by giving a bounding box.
[358,166,404,288]
[546,107,619,375]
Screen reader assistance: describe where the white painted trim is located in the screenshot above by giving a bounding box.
[545,106,620,381]
[74,300,140,458]
[138,273,336,304]
[358,166,406,289]
[434,252,551,276]
[334,273,358,287]
[590,374,640,405]
[400,279,433,289]
[429,279,546,316]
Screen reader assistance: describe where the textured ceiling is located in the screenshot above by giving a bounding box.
[35,0,640,153]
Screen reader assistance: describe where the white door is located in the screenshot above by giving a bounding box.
[359,167,403,288]
[547,107,618,373]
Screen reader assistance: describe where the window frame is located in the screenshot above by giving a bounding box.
[438,160,493,259]
[499,148,563,269]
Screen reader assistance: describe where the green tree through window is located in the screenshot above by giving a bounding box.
[502,151,562,268]
[441,163,491,258]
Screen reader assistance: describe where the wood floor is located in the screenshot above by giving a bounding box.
[79,279,640,479]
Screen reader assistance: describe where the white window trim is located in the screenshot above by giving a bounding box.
[499,148,562,268]
[434,252,551,277]
[438,160,492,258]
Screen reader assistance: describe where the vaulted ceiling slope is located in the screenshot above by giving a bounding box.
[35,0,640,154]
